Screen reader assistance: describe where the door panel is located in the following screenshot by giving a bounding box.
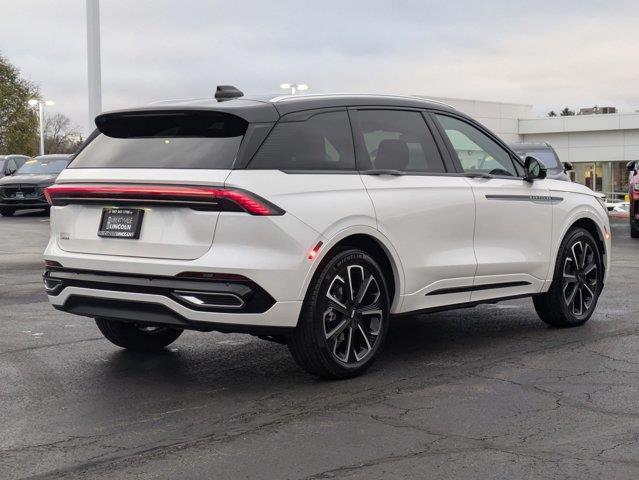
[350,108,477,312]
[465,177,552,301]
[361,175,477,311]
[430,112,553,301]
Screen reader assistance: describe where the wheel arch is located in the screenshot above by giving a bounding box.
[299,227,405,313]
[550,213,607,284]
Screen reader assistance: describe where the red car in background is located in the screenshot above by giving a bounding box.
[629,161,639,238]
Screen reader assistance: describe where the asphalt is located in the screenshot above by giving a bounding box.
[1,211,638,480]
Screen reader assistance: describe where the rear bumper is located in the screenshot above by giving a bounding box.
[45,269,301,333]
[0,199,49,209]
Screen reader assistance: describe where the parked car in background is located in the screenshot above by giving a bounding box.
[509,142,572,182]
[628,161,639,238]
[0,154,72,216]
[607,201,630,219]
[43,91,610,379]
[0,155,30,179]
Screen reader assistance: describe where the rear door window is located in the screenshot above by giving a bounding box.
[69,111,248,169]
[354,110,445,173]
[249,111,355,170]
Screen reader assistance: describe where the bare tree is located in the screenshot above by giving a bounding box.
[43,113,83,154]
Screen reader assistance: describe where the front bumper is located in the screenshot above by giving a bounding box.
[45,268,301,334]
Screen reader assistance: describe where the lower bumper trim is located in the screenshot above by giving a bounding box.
[55,296,293,335]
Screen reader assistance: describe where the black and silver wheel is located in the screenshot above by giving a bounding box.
[534,227,603,327]
[95,318,183,351]
[0,207,15,217]
[288,248,390,379]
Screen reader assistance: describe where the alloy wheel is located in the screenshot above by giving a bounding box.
[322,264,385,364]
[562,240,598,317]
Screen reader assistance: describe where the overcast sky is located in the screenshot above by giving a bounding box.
[2,0,639,134]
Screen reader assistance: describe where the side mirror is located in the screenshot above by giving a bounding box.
[563,161,573,172]
[627,161,637,175]
[6,168,16,176]
[524,156,547,182]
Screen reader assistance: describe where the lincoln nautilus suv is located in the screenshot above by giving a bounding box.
[43,88,611,378]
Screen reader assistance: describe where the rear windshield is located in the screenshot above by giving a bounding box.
[69,111,247,169]
[18,158,69,174]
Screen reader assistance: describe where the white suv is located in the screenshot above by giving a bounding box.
[43,89,611,378]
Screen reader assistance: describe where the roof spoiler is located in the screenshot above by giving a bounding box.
[215,85,244,102]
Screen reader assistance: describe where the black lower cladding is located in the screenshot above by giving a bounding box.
[425,281,531,296]
[45,268,276,315]
[52,298,290,335]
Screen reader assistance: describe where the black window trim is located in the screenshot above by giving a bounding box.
[427,110,526,180]
[348,107,453,176]
[245,108,358,173]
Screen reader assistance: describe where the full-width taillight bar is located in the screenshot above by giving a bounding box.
[44,184,284,216]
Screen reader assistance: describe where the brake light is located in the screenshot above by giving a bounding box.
[44,184,284,216]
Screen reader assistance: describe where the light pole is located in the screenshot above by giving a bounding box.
[280,83,309,95]
[86,0,102,129]
[28,99,55,156]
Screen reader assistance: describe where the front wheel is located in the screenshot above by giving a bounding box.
[288,249,390,379]
[0,207,15,217]
[95,318,183,351]
[631,219,639,239]
[533,227,603,327]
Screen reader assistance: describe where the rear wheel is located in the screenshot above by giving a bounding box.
[95,318,183,351]
[631,219,639,239]
[533,227,603,327]
[288,249,390,379]
[0,207,15,217]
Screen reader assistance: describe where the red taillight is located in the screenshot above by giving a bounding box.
[44,184,284,216]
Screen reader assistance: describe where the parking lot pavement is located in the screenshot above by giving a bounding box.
[1,212,638,480]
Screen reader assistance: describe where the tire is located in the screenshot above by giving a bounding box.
[631,219,639,239]
[95,318,183,351]
[288,248,390,379]
[0,208,15,217]
[533,227,603,327]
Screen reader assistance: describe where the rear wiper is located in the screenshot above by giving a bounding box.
[362,169,405,176]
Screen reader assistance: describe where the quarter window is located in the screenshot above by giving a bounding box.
[434,114,519,177]
[249,111,355,170]
[355,110,445,173]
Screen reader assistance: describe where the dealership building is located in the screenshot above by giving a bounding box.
[421,96,637,199]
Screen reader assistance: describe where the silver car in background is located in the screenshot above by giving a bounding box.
[0,155,30,178]
[510,142,572,182]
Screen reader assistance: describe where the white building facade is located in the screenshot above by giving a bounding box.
[421,96,636,199]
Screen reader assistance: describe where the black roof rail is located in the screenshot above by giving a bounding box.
[215,85,244,102]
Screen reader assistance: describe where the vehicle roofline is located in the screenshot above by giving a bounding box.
[270,92,455,108]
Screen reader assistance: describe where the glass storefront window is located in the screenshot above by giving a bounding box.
[570,161,630,200]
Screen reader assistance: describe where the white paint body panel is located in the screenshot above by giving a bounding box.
[360,174,476,311]
[45,168,611,328]
[466,177,553,301]
[53,169,230,260]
